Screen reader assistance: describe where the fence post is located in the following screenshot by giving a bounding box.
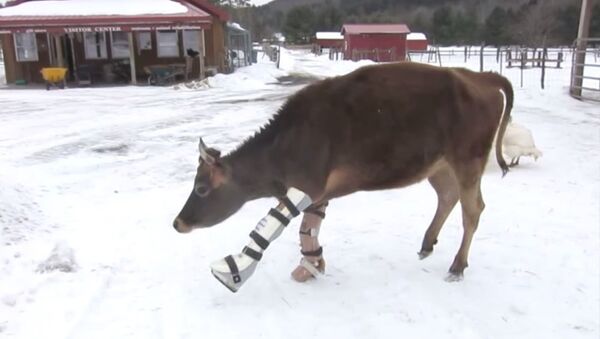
[464,46,468,63]
[479,43,485,72]
[500,47,504,74]
[572,0,593,97]
[519,50,525,88]
[541,47,547,89]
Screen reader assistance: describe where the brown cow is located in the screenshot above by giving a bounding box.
[173,62,513,281]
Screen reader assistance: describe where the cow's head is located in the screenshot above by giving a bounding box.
[172,138,246,233]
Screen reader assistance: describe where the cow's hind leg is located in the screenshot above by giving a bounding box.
[447,161,486,282]
[419,165,460,259]
[291,202,328,282]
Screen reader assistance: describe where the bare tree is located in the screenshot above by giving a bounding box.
[511,0,564,46]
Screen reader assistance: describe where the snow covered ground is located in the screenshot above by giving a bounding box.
[0,49,598,339]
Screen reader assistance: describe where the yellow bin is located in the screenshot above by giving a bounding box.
[40,67,68,89]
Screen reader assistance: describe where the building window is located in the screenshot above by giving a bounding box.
[84,32,107,59]
[137,32,152,52]
[14,33,38,62]
[110,31,130,59]
[156,30,179,58]
[183,30,200,56]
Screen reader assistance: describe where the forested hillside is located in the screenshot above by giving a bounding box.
[212,0,598,46]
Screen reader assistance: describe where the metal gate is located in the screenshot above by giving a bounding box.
[570,37,600,102]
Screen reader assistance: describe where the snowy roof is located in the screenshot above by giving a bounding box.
[0,0,225,33]
[227,22,246,32]
[316,32,343,40]
[342,24,410,35]
[407,32,427,40]
[0,0,188,16]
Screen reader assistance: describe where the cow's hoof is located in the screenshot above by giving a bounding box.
[291,266,316,282]
[291,258,325,282]
[418,250,433,260]
[444,272,464,282]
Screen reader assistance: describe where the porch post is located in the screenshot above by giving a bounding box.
[46,33,55,65]
[199,29,205,80]
[68,33,78,80]
[128,32,137,85]
[54,35,64,67]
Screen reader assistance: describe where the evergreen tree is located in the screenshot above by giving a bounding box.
[283,6,316,44]
[431,6,455,45]
[591,5,600,38]
[555,5,580,44]
[453,10,481,44]
[483,7,508,46]
[315,3,343,31]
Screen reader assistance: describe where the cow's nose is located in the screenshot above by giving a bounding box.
[173,218,192,233]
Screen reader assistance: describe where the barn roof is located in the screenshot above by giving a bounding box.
[316,32,343,40]
[407,32,427,40]
[0,0,228,33]
[341,24,410,35]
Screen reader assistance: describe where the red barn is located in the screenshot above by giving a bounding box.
[341,24,410,62]
[407,32,428,51]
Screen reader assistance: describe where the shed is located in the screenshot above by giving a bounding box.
[341,24,410,62]
[226,22,252,71]
[0,0,230,85]
[407,32,428,51]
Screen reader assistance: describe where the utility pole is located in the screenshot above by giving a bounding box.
[571,0,594,97]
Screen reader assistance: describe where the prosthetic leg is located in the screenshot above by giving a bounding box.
[210,187,312,292]
[291,202,327,282]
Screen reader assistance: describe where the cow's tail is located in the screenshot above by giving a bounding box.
[495,78,513,177]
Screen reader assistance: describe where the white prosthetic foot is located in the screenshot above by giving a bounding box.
[210,187,312,292]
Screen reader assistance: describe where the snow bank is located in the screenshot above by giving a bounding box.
[36,242,77,273]
[0,176,46,245]
[278,47,374,79]
[0,0,187,16]
[177,53,287,91]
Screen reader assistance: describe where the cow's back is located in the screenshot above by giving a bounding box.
[272,63,507,193]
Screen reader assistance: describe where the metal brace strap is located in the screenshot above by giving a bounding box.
[280,196,300,217]
[300,257,322,278]
[224,255,241,283]
[242,246,263,261]
[299,228,320,237]
[268,208,290,226]
[301,246,323,257]
[249,230,270,250]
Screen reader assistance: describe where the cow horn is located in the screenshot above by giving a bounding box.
[198,137,216,165]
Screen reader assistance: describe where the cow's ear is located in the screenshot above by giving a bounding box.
[206,148,222,167]
[210,162,227,188]
[207,148,221,160]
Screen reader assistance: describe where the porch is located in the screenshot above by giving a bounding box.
[1,28,208,86]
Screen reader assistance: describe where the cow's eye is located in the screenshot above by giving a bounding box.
[194,183,211,197]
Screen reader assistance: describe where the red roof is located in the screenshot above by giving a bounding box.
[0,0,228,33]
[342,24,410,35]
